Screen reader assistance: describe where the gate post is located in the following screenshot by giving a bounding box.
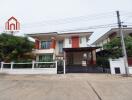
[55,61,57,68]
[32,60,35,69]
[55,61,57,74]
[11,62,14,70]
[63,60,66,74]
[1,62,4,70]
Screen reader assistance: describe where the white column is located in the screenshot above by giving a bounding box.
[63,60,66,74]
[11,62,14,70]
[92,50,96,64]
[32,60,35,69]
[1,62,4,70]
[55,61,57,69]
[64,51,67,66]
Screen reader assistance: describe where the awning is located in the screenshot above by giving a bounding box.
[63,47,100,52]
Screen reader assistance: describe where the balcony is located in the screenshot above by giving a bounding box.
[33,48,54,54]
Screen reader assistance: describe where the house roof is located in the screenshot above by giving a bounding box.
[27,31,93,39]
[92,27,132,45]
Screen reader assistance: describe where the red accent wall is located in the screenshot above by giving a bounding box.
[72,36,79,48]
[50,39,56,49]
[35,39,39,49]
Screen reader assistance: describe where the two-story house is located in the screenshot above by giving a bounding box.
[28,32,98,72]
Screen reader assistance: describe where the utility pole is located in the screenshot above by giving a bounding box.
[116,11,129,76]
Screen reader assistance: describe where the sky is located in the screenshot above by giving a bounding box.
[0,0,132,44]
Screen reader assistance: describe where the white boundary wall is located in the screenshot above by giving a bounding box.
[128,67,132,74]
[109,58,126,74]
[109,58,132,74]
[0,61,57,74]
[0,68,57,74]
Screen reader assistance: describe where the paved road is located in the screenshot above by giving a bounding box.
[0,74,132,100]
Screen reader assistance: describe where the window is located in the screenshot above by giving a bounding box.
[69,37,71,44]
[86,37,89,42]
[80,37,82,44]
[39,54,53,62]
[58,41,63,53]
[41,41,51,49]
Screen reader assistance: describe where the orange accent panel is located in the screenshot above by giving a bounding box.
[72,36,79,48]
[35,40,39,49]
[50,39,56,49]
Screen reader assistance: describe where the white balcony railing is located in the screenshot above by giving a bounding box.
[33,48,54,54]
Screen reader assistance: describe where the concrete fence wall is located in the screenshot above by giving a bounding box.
[109,58,132,74]
[109,58,126,74]
[0,61,58,74]
[0,60,66,74]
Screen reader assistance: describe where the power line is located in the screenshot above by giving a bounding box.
[21,11,132,29]
[122,15,132,22]
[21,11,116,27]
[21,11,132,28]
[52,23,117,32]
[0,11,131,33]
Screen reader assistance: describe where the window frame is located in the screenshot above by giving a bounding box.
[79,36,82,44]
[39,54,53,62]
[69,37,71,44]
[41,40,51,49]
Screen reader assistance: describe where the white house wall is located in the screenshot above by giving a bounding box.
[79,36,87,47]
[64,37,71,48]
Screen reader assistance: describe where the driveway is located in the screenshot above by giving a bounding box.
[0,74,132,100]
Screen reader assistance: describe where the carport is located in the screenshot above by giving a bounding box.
[63,47,99,73]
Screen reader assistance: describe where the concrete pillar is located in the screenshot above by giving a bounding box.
[1,62,4,70]
[11,62,14,70]
[32,60,35,69]
[92,50,96,64]
[63,60,66,74]
[55,61,57,68]
[64,51,67,65]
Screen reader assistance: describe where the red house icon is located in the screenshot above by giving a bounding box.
[5,16,20,31]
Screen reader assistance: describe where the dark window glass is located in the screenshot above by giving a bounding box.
[58,41,63,53]
[39,54,53,62]
[41,41,51,49]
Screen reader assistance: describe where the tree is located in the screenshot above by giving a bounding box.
[103,36,132,58]
[0,33,34,62]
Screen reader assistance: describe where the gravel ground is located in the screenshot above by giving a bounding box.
[0,73,132,100]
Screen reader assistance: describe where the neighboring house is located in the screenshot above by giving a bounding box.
[28,32,98,69]
[93,28,132,52]
[92,27,132,66]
